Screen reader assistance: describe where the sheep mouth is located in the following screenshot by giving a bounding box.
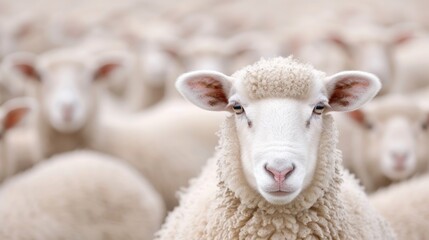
[265,189,296,196]
[393,164,406,172]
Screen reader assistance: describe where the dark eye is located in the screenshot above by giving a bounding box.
[422,122,428,130]
[366,122,373,130]
[232,103,244,114]
[313,103,325,115]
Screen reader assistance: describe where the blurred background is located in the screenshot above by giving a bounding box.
[0,0,429,239]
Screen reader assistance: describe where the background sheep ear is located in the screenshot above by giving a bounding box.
[175,70,232,111]
[325,71,381,112]
[347,110,366,125]
[93,52,130,81]
[4,52,40,82]
[1,98,34,132]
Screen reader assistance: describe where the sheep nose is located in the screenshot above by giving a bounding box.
[264,164,295,183]
[62,104,75,121]
[391,152,408,167]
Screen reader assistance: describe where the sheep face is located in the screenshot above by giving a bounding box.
[38,63,95,133]
[5,51,123,133]
[349,98,429,181]
[177,57,381,205]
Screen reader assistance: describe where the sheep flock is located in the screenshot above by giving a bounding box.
[0,0,429,239]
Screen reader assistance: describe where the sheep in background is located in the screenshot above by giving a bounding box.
[330,22,414,95]
[336,94,429,192]
[156,57,395,239]
[0,12,50,58]
[91,100,226,210]
[0,150,165,240]
[0,98,41,182]
[371,174,429,240]
[0,98,41,181]
[3,49,130,158]
[392,34,429,93]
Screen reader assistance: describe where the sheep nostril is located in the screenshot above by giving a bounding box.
[265,164,295,183]
[62,104,75,121]
[391,152,408,165]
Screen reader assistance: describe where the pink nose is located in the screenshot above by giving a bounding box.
[62,104,75,121]
[391,152,408,166]
[265,164,295,183]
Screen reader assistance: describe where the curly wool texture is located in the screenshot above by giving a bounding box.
[232,56,324,100]
[156,115,395,240]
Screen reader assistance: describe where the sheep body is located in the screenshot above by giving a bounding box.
[0,150,165,240]
[371,174,429,240]
[92,100,225,210]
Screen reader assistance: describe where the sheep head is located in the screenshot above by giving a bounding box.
[348,95,429,182]
[4,50,129,133]
[177,57,381,205]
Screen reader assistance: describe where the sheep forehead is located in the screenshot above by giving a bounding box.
[367,98,424,122]
[38,49,91,71]
[231,56,324,101]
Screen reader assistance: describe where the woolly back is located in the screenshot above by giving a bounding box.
[231,56,325,100]
[216,113,343,214]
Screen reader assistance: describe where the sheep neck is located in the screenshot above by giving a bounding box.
[211,115,351,239]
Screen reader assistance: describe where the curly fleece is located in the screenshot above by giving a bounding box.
[156,57,395,240]
[232,56,324,100]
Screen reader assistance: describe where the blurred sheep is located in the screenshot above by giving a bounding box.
[336,95,429,192]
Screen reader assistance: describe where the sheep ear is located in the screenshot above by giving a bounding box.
[347,110,366,125]
[325,71,381,112]
[176,70,232,111]
[1,98,34,132]
[93,52,131,81]
[3,52,40,82]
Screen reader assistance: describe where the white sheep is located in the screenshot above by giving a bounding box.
[3,49,131,158]
[0,98,42,182]
[336,94,429,192]
[91,100,226,210]
[371,174,429,240]
[0,150,165,240]
[156,57,395,239]
[392,35,429,93]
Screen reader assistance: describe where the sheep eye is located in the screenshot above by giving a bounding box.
[313,103,325,115]
[232,103,244,114]
[422,122,428,130]
[366,122,373,130]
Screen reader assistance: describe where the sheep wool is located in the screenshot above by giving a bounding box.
[233,56,322,100]
[371,174,429,240]
[156,57,395,240]
[0,150,165,240]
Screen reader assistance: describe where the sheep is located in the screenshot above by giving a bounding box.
[330,22,414,95]
[0,150,165,240]
[336,94,429,192]
[91,100,226,210]
[392,35,429,93]
[3,48,131,158]
[156,57,395,239]
[370,174,429,240]
[0,12,50,58]
[0,98,41,182]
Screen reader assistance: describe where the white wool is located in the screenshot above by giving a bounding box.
[0,150,165,240]
[371,174,429,240]
[91,100,225,210]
